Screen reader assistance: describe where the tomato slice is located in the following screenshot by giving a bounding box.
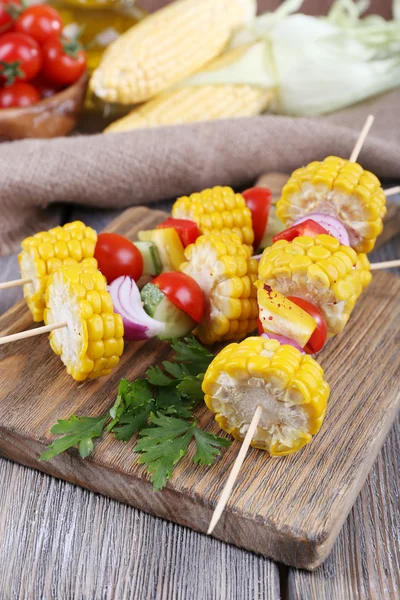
[94,233,143,284]
[273,219,329,244]
[242,187,272,250]
[287,296,327,353]
[156,218,200,248]
[152,272,205,323]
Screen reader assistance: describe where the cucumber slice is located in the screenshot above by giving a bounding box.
[135,241,162,276]
[259,206,284,250]
[141,283,195,340]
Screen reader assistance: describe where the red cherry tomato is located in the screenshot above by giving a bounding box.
[0,81,40,107]
[257,317,264,335]
[156,218,200,248]
[242,187,272,250]
[287,296,327,354]
[41,36,86,86]
[94,233,144,284]
[273,219,328,244]
[15,5,63,46]
[153,272,205,324]
[0,32,42,84]
[0,0,21,34]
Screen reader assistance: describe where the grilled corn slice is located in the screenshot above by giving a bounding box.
[172,186,254,248]
[180,232,258,344]
[203,336,330,455]
[105,84,271,132]
[276,156,386,253]
[44,264,124,381]
[18,221,98,322]
[90,0,256,104]
[258,234,371,335]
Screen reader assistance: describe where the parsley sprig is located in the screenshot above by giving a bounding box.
[40,338,231,490]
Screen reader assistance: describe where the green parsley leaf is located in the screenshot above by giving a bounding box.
[162,360,190,379]
[177,374,205,402]
[170,337,214,371]
[146,365,174,386]
[193,428,231,465]
[112,402,155,442]
[40,415,108,461]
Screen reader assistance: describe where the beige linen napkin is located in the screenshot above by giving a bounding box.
[1,88,399,255]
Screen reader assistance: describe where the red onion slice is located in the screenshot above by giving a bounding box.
[261,332,305,354]
[108,276,165,341]
[294,213,350,246]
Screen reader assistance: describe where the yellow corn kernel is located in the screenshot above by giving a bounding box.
[90,0,256,104]
[18,221,98,322]
[203,337,330,456]
[276,156,386,253]
[172,186,254,248]
[44,264,124,381]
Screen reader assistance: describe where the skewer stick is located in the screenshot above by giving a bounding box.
[0,277,32,290]
[349,114,374,163]
[384,186,400,197]
[207,404,263,536]
[0,322,67,346]
[370,259,400,271]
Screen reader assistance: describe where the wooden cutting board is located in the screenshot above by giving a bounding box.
[0,206,399,571]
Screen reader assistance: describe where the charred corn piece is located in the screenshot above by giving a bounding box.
[276,156,386,253]
[44,264,124,381]
[172,186,254,248]
[137,227,185,272]
[257,286,316,348]
[203,337,330,455]
[105,84,271,132]
[180,232,258,344]
[18,221,98,323]
[90,0,256,104]
[258,234,371,335]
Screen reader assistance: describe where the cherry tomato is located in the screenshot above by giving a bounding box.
[41,36,86,86]
[273,219,328,244]
[242,187,272,250]
[153,272,205,324]
[0,32,42,84]
[0,0,21,34]
[287,296,327,354]
[0,81,40,107]
[32,74,61,99]
[257,317,264,335]
[156,218,200,248]
[94,233,143,284]
[15,5,63,46]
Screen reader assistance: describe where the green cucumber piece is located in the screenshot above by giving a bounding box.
[259,205,284,250]
[141,283,195,340]
[135,241,162,276]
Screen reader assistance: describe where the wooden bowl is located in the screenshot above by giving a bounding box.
[0,71,88,141]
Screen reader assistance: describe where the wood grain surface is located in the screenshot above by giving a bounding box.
[0,206,398,573]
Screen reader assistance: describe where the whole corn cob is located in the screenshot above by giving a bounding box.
[276,156,386,253]
[90,0,256,105]
[257,234,371,336]
[104,84,272,132]
[18,221,98,323]
[172,186,254,248]
[44,264,124,381]
[180,232,258,344]
[203,336,330,455]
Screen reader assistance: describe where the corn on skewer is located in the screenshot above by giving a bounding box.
[0,322,67,346]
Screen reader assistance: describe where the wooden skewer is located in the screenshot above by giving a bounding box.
[0,277,32,290]
[349,114,374,163]
[384,186,400,197]
[207,404,263,536]
[370,259,400,271]
[0,322,67,346]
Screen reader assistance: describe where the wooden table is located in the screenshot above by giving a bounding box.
[0,202,399,600]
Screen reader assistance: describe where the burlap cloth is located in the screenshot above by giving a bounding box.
[0,0,398,255]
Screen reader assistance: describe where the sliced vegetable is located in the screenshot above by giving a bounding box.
[134,241,162,276]
[94,232,143,284]
[287,296,327,354]
[260,332,305,354]
[137,228,185,273]
[256,283,316,349]
[156,218,200,248]
[141,282,196,340]
[242,186,272,250]
[152,271,205,324]
[108,276,165,341]
[293,213,350,246]
[272,219,329,244]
